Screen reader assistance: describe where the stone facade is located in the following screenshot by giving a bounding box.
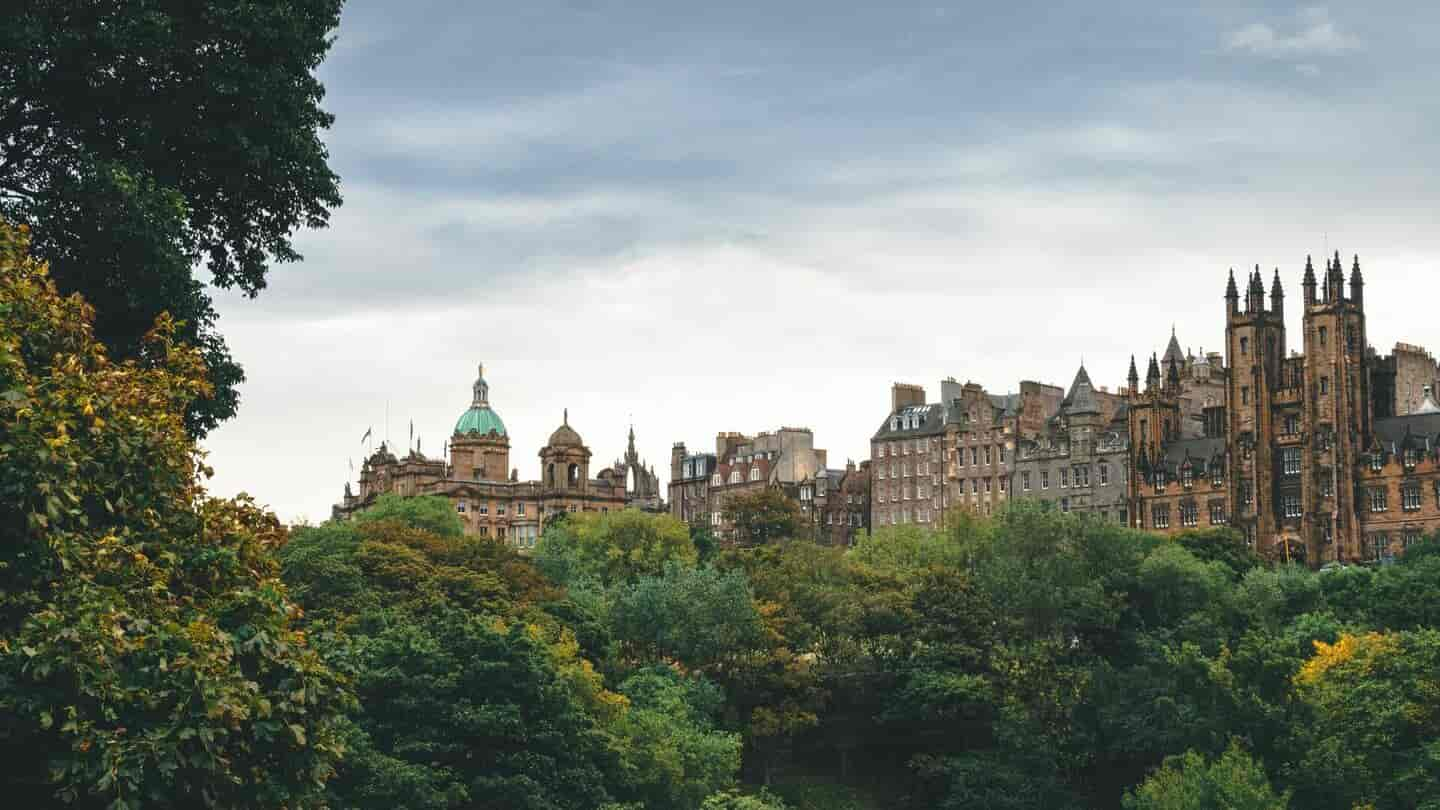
[335,364,631,549]
[1012,365,1130,522]
[1125,255,1440,566]
[798,461,871,546]
[684,427,831,542]
[1372,342,1440,418]
[669,445,717,525]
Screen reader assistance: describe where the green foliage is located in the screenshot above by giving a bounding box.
[701,788,791,810]
[614,668,743,810]
[0,220,351,808]
[1173,528,1265,580]
[724,489,803,547]
[1123,743,1289,810]
[535,509,697,587]
[353,493,466,538]
[611,562,765,670]
[0,0,344,435]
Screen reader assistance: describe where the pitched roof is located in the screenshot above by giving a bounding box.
[1163,329,1186,369]
[1063,364,1100,415]
[872,403,946,440]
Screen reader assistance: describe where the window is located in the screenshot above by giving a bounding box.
[1240,481,1253,508]
[1181,466,1194,488]
[1152,504,1170,529]
[1368,487,1388,512]
[1077,465,1090,487]
[1241,387,1249,405]
[1282,448,1301,476]
[497,503,506,516]
[1154,470,1167,494]
[1284,414,1299,434]
[1060,497,1070,513]
[1319,376,1329,395]
[1041,471,1050,490]
[750,466,763,482]
[478,526,489,537]
[1281,494,1302,518]
[729,470,742,484]
[712,473,722,486]
[984,478,992,493]
[1181,502,1199,527]
[1240,337,1248,355]
[890,417,899,431]
[1022,471,1032,491]
[478,502,489,515]
[1369,533,1390,561]
[517,503,526,516]
[1060,468,1069,488]
[1209,501,1227,525]
[970,447,979,466]
[971,479,979,494]
[456,502,467,513]
[1370,453,1384,472]
[1318,326,1327,346]
[1403,482,1422,511]
[999,446,1008,463]
[1211,463,1224,487]
[984,446,993,465]
[1403,530,1423,549]
[999,477,1008,493]
[1404,448,1420,471]
[1099,464,1110,486]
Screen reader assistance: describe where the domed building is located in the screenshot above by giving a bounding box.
[335,363,633,549]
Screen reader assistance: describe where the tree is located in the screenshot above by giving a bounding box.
[0,220,351,808]
[0,0,345,435]
[353,493,465,538]
[1290,630,1440,809]
[609,563,765,670]
[1123,743,1289,810]
[724,489,802,547]
[613,668,742,810]
[534,510,696,587]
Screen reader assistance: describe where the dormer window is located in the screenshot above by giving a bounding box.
[729,470,742,484]
[890,417,899,431]
[750,466,762,482]
[711,473,722,486]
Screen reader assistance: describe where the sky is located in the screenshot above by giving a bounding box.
[203,1,1440,523]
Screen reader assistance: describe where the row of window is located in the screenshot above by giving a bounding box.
[876,437,938,457]
[877,460,933,480]
[1021,464,1117,491]
[1367,530,1426,561]
[1148,501,1227,529]
[712,466,765,486]
[823,512,863,526]
[457,500,525,517]
[1368,483,1432,513]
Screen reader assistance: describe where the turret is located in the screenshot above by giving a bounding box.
[1145,353,1161,392]
[1246,266,1265,313]
[1349,254,1364,306]
[1269,268,1284,315]
[1165,355,1181,394]
[1127,354,1140,395]
[1326,251,1344,303]
[1225,268,1240,315]
[1302,255,1317,306]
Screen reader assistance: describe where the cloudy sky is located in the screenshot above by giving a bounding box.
[204,1,1440,523]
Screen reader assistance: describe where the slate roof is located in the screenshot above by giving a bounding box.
[1374,413,1440,448]
[1163,330,1186,369]
[1062,364,1101,415]
[872,403,946,440]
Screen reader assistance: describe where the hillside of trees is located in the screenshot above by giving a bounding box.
[5,216,1440,808]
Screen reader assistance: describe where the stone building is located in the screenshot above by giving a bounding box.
[1372,342,1440,418]
[596,426,665,512]
[335,364,631,549]
[798,461,871,545]
[669,445,718,525]
[1126,255,1440,565]
[678,427,830,542]
[871,378,1063,528]
[1012,364,1130,522]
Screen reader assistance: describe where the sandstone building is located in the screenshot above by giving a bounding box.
[1012,364,1131,522]
[1126,255,1440,565]
[797,461,871,546]
[335,364,654,549]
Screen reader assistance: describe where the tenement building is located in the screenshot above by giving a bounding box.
[871,379,1063,527]
[797,461,871,546]
[334,364,632,549]
[672,427,830,542]
[1126,255,1440,565]
[1012,364,1130,522]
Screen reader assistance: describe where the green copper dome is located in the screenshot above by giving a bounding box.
[454,361,506,436]
[454,405,506,437]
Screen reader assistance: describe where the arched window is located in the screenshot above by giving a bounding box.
[750,466,761,482]
[546,464,556,487]
[567,463,580,488]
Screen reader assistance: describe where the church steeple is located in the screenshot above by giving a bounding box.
[1302,255,1317,306]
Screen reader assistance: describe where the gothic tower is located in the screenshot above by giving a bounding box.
[1300,252,1370,561]
[1225,266,1287,552]
[1126,352,1182,527]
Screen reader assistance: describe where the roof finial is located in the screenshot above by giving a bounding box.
[563,407,568,426]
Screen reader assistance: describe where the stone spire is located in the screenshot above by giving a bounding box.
[1270,267,1284,314]
[1146,352,1161,392]
[1349,254,1364,305]
[1225,267,1240,313]
[1302,255,1317,305]
[1327,250,1344,301]
[1128,354,1140,394]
